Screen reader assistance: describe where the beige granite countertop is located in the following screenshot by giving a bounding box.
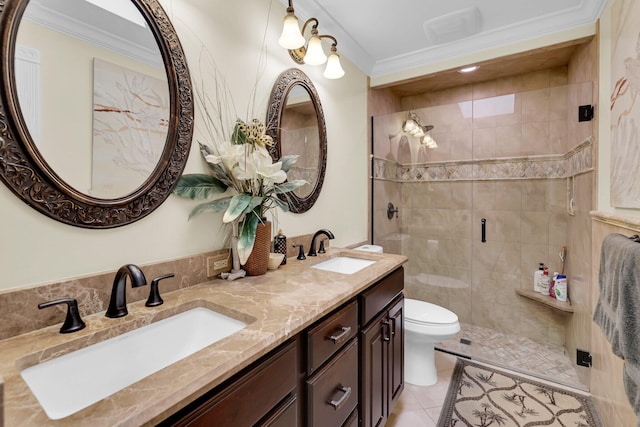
[0,248,406,427]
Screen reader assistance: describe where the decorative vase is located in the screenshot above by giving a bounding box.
[242,220,271,276]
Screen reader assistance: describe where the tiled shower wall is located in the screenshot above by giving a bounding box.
[400,179,571,346]
[372,66,594,387]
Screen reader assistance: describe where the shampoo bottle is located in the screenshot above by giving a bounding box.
[534,263,545,292]
[555,275,568,301]
[539,267,551,295]
[549,272,558,298]
[533,262,544,292]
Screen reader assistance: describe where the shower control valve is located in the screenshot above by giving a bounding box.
[387,202,399,220]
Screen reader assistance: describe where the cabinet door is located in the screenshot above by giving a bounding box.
[387,296,404,414]
[360,311,388,427]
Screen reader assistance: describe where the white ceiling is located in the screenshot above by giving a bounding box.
[285,0,608,80]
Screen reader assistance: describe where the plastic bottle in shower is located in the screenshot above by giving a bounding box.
[549,272,559,298]
[539,267,551,295]
[555,275,568,301]
[534,263,545,292]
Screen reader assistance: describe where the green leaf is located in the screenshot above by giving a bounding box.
[198,142,215,157]
[237,214,259,264]
[246,196,265,214]
[279,154,300,173]
[273,179,307,194]
[206,162,235,187]
[174,174,228,199]
[270,195,290,212]
[223,193,252,223]
[231,120,249,145]
[188,197,231,220]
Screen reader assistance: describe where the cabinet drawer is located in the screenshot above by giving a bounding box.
[306,300,358,374]
[360,267,404,326]
[343,408,359,427]
[307,338,359,427]
[258,393,298,427]
[165,339,298,426]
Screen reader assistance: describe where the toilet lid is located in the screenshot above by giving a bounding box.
[405,299,458,325]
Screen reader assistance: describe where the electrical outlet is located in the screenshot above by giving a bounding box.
[207,251,232,278]
[213,258,228,270]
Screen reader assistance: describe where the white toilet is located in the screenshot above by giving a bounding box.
[353,245,460,386]
[404,298,460,386]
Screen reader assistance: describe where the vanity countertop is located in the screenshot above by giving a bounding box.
[0,248,406,426]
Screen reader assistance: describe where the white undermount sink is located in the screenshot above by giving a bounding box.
[21,307,247,420]
[311,256,376,274]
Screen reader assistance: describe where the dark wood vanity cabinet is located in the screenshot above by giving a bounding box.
[161,267,404,427]
[359,268,405,427]
[160,338,299,427]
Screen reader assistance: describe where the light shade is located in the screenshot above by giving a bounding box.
[279,13,305,49]
[411,127,425,138]
[304,35,327,65]
[402,119,418,133]
[323,52,345,79]
[422,134,437,148]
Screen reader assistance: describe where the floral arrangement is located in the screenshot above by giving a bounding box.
[174,116,305,267]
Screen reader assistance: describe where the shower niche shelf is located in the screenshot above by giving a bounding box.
[515,290,574,313]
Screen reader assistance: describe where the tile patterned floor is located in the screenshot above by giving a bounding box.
[388,351,457,427]
[436,323,584,389]
[388,325,589,426]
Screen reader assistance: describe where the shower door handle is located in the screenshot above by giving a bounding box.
[481,218,486,243]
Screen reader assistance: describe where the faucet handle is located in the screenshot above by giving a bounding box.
[38,298,86,334]
[145,273,175,307]
[294,244,306,260]
[318,239,327,254]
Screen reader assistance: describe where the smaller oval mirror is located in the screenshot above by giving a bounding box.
[267,69,326,213]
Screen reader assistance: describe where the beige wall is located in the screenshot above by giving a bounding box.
[0,0,369,290]
[590,216,638,426]
[591,0,639,423]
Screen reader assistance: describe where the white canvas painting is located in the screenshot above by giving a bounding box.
[611,0,640,207]
[92,58,169,198]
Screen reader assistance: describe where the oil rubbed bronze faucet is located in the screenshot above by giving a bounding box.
[106,264,147,318]
[308,229,335,257]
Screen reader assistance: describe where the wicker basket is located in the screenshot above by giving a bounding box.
[242,221,271,276]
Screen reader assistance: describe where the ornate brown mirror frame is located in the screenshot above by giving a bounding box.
[266,68,326,214]
[0,0,193,228]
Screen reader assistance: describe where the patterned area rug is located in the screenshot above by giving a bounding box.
[437,358,602,427]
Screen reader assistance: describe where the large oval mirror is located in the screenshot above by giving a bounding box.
[266,68,326,213]
[0,0,193,228]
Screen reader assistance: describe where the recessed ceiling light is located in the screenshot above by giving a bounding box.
[459,66,479,73]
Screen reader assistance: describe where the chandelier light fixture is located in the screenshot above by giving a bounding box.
[278,0,345,79]
[402,112,437,148]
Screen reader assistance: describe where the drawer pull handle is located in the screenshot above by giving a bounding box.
[328,326,351,344]
[329,386,352,410]
[382,319,391,342]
